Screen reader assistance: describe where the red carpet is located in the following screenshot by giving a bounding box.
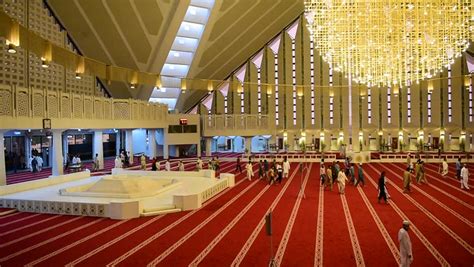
[0,162,472,266]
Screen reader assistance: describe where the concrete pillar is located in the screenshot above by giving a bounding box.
[163,131,169,159]
[147,129,157,158]
[51,129,64,176]
[245,137,252,154]
[115,130,121,156]
[62,133,69,159]
[205,138,212,156]
[93,130,104,169]
[25,134,32,168]
[125,130,134,164]
[0,131,6,185]
[197,139,201,157]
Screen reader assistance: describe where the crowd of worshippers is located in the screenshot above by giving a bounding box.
[113,150,134,169]
[234,156,291,185]
[319,157,363,196]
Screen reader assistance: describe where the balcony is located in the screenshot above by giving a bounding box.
[201,114,275,137]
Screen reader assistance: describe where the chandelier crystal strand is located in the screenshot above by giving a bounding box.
[305,0,472,87]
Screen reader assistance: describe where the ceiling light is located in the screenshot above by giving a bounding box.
[305,1,472,87]
[7,43,17,54]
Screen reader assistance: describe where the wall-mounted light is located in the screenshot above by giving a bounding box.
[297,86,304,99]
[41,58,49,68]
[266,84,273,95]
[75,72,82,80]
[7,43,17,54]
[237,82,243,94]
[181,78,187,94]
[427,80,434,93]
[393,85,399,96]
[207,80,213,94]
[130,83,136,89]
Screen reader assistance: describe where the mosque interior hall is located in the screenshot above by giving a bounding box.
[0,0,473,266]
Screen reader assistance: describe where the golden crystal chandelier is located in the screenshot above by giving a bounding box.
[305,0,473,87]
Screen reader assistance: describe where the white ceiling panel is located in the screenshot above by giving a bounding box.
[177,22,204,39]
[172,37,199,52]
[166,50,194,65]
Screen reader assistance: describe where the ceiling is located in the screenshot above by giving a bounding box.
[47,0,304,110]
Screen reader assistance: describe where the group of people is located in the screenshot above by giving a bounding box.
[236,156,291,185]
[114,150,133,169]
[319,157,366,195]
[28,154,44,173]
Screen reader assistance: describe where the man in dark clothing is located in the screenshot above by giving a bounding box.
[378,171,388,203]
[235,157,242,173]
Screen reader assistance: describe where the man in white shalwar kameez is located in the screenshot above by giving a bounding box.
[398,220,413,267]
[283,158,290,179]
[246,162,253,181]
[337,170,348,194]
[460,164,470,190]
[441,158,449,177]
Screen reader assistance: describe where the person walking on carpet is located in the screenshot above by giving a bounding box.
[403,167,412,193]
[354,163,365,187]
[441,157,449,177]
[398,220,413,267]
[460,164,470,190]
[337,169,348,194]
[235,157,242,173]
[246,161,253,181]
[377,171,388,203]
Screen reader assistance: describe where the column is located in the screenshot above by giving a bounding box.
[245,137,252,154]
[51,129,64,176]
[125,130,134,164]
[0,131,6,185]
[62,133,69,159]
[115,130,121,156]
[197,139,201,157]
[163,130,169,159]
[147,129,157,159]
[93,130,104,169]
[205,137,212,156]
[25,134,32,168]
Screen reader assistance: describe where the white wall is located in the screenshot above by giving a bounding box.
[132,129,147,155]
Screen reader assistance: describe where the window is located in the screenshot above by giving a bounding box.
[329,95,334,125]
[469,76,473,122]
[387,87,391,124]
[427,89,432,123]
[292,39,297,126]
[224,95,228,114]
[368,88,372,124]
[448,64,452,123]
[329,64,333,87]
[310,39,315,125]
[240,82,245,114]
[407,82,412,123]
[257,67,261,115]
[274,54,279,125]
